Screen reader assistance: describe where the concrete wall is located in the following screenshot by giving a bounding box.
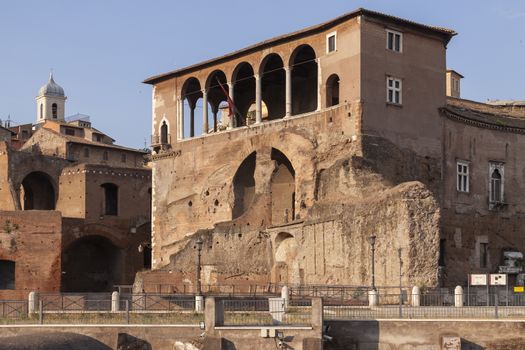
[325,320,525,349]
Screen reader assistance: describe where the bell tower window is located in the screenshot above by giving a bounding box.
[40,104,43,119]
[52,103,58,119]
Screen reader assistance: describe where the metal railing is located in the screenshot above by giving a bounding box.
[221,299,311,326]
[151,134,171,146]
[0,301,30,324]
[324,293,525,320]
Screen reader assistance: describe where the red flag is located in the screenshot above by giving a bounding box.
[216,77,235,117]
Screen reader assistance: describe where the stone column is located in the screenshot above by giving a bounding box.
[190,102,195,137]
[111,291,120,312]
[228,82,235,129]
[316,58,322,111]
[202,90,209,134]
[281,285,290,308]
[178,98,184,139]
[311,297,323,331]
[454,285,463,307]
[255,74,262,124]
[285,66,292,118]
[411,286,421,307]
[368,289,378,307]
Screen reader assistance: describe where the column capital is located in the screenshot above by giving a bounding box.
[201,89,207,95]
[254,74,260,80]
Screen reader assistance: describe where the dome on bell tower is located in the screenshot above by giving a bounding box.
[38,73,65,97]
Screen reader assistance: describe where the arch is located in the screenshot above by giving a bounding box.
[326,74,340,107]
[205,70,228,132]
[101,183,118,216]
[290,45,318,114]
[274,232,297,262]
[160,120,169,144]
[232,152,256,219]
[52,103,58,119]
[232,62,255,126]
[20,171,56,210]
[260,53,285,120]
[270,148,295,225]
[61,235,122,292]
[181,77,203,138]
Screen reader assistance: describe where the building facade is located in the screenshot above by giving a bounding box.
[0,75,152,298]
[142,8,524,290]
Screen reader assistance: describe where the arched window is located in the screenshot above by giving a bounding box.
[40,104,43,119]
[326,74,340,107]
[490,167,503,203]
[52,103,58,119]
[160,121,168,144]
[260,54,285,120]
[101,183,118,216]
[290,45,318,114]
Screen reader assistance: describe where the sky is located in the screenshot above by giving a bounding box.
[0,1,524,148]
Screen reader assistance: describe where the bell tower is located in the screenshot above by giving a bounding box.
[36,73,67,123]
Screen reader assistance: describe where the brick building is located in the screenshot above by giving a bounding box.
[0,74,152,298]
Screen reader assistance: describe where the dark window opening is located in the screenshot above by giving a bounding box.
[40,104,43,119]
[439,239,446,267]
[103,151,108,161]
[490,168,503,203]
[160,121,168,144]
[0,260,15,289]
[327,35,336,52]
[270,148,296,225]
[84,148,89,158]
[232,152,256,219]
[65,128,75,136]
[291,45,318,115]
[480,242,489,268]
[121,154,126,163]
[52,103,58,119]
[326,74,340,107]
[21,130,29,139]
[96,135,102,142]
[143,246,152,269]
[20,171,56,210]
[102,183,118,216]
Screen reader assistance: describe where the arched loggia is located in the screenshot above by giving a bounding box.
[181,77,202,138]
[260,54,285,120]
[232,62,255,127]
[20,171,56,210]
[205,70,228,132]
[290,45,318,114]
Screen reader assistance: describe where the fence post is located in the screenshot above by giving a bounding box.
[195,295,204,313]
[111,291,120,312]
[28,291,39,316]
[39,300,43,325]
[311,297,323,331]
[411,286,420,307]
[495,294,499,319]
[368,289,378,307]
[125,300,130,324]
[281,286,289,308]
[454,286,463,308]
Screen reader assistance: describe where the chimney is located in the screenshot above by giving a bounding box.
[446,70,464,98]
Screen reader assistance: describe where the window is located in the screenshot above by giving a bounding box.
[160,121,168,144]
[326,32,337,53]
[489,163,504,204]
[439,239,446,267]
[480,242,489,268]
[21,130,29,139]
[84,148,89,158]
[386,77,402,104]
[0,260,15,290]
[386,29,402,52]
[40,104,43,119]
[121,153,126,163]
[101,183,118,216]
[326,74,340,107]
[96,135,102,142]
[103,151,109,161]
[457,161,469,193]
[65,128,75,136]
[52,103,58,119]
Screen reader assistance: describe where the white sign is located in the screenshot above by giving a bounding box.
[490,274,507,286]
[469,274,487,286]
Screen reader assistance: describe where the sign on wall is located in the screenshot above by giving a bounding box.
[490,274,507,286]
[469,274,488,286]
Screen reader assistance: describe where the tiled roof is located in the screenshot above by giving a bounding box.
[143,8,456,85]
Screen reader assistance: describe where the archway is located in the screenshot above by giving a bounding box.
[181,77,203,138]
[232,62,255,127]
[273,232,298,284]
[61,236,122,292]
[205,70,228,132]
[232,152,256,219]
[270,148,295,225]
[260,54,285,120]
[326,74,340,107]
[20,171,56,210]
[290,45,317,114]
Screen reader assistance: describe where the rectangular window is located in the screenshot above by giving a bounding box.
[480,242,488,268]
[386,29,402,52]
[326,31,337,53]
[489,163,504,204]
[121,153,126,163]
[457,161,469,193]
[386,77,402,104]
[439,239,446,267]
[65,128,75,136]
[0,260,15,290]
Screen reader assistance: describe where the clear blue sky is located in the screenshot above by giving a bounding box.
[1,0,523,148]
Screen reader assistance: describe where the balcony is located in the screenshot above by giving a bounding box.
[151,134,171,147]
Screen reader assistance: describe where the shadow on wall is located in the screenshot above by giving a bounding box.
[0,332,111,350]
[117,333,152,350]
[323,321,379,350]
